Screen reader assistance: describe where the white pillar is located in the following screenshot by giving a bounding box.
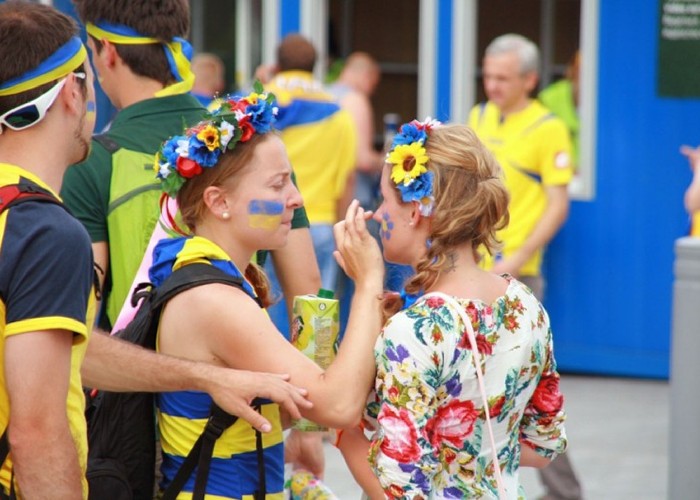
[670,237,700,497]
[451,0,478,124]
[300,0,328,81]
[235,0,253,90]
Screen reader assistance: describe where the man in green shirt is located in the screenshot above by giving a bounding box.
[62,0,324,478]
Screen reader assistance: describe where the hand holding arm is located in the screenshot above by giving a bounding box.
[82,331,312,432]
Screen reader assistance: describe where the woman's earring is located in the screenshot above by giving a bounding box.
[222,211,231,220]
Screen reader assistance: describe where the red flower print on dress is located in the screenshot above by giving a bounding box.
[424,399,478,449]
[531,374,564,414]
[386,484,407,499]
[489,395,506,418]
[425,296,445,308]
[504,314,520,331]
[458,332,493,355]
[378,406,421,462]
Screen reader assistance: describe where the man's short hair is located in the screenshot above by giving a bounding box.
[485,34,540,75]
[74,0,189,85]
[0,2,80,114]
[277,34,316,73]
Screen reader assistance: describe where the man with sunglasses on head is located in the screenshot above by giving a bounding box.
[0,3,313,499]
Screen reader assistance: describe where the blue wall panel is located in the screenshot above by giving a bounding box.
[435,0,452,122]
[544,0,700,378]
[279,0,300,38]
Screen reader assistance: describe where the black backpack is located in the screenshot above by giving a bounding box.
[0,186,266,500]
[84,263,267,500]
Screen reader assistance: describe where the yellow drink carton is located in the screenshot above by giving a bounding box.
[291,288,339,431]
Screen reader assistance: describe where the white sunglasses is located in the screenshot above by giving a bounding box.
[0,72,86,133]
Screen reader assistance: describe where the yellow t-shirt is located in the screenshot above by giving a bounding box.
[266,71,357,224]
[0,164,96,498]
[469,100,573,276]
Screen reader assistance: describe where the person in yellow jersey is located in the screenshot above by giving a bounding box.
[265,34,357,294]
[468,33,582,500]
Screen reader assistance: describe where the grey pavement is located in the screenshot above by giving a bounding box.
[319,375,669,499]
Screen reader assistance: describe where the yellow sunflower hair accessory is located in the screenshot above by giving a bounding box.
[386,117,441,216]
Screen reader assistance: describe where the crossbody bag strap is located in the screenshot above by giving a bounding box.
[421,292,508,499]
[161,404,239,500]
[253,400,266,500]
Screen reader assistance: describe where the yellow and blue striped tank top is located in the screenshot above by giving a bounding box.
[150,236,284,499]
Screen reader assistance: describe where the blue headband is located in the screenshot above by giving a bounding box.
[0,37,87,96]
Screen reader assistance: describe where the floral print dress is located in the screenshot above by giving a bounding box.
[367,276,567,499]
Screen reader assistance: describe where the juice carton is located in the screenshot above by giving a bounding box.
[291,288,339,431]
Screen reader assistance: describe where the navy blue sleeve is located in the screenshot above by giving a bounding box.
[1,202,94,334]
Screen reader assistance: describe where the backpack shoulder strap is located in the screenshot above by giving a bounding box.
[92,133,121,154]
[149,263,261,311]
[0,184,63,215]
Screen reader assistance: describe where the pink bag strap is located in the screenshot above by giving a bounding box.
[421,292,508,499]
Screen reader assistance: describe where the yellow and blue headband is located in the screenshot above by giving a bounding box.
[0,37,87,97]
[86,21,194,97]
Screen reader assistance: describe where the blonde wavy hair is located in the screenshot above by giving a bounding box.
[383,123,509,318]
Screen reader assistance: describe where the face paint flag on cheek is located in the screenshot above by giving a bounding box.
[248,199,284,229]
[86,100,96,120]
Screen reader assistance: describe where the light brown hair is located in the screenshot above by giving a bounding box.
[176,132,274,306]
[383,124,510,318]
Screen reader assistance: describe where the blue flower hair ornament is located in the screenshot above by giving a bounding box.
[386,117,441,216]
[155,81,278,198]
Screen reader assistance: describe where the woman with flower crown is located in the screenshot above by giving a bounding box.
[149,89,385,499]
[335,120,569,499]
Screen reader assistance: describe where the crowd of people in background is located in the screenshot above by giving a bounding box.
[0,0,587,498]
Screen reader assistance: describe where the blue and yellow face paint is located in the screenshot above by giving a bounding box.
[0,37,87,96]
[380,212,394,241]
[248,200,284,230]
[86,100,97,121]
[85,21,193,97]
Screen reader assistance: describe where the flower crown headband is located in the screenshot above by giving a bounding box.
[386,117,441,216]
[155,81,277,198]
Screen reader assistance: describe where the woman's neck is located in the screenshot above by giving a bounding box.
[426,245,508,303]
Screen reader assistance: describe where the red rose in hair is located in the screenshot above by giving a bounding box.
[176,157,202,178]
[531,374,564,414]
[228,98,249,113]
[239,117,255,142]
[378,406,421,462]
[424,399,478,449]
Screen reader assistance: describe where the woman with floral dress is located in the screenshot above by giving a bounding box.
[336,120,568,499]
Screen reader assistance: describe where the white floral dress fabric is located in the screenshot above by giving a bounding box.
[366,276,567,499]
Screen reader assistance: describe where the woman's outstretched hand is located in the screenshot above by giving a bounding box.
[333,200,384,291]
